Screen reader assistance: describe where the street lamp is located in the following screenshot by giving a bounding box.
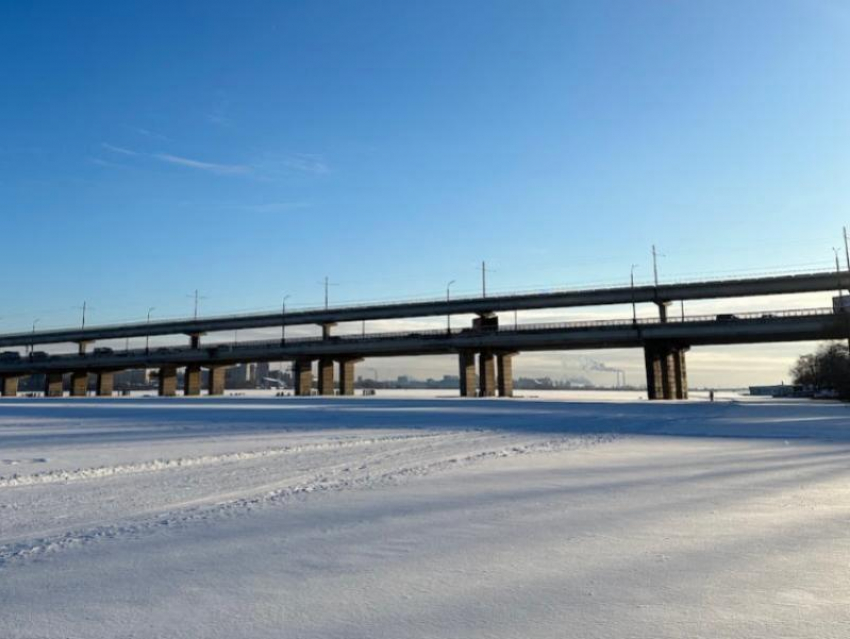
[446,279,456,332]
[145,307,155,354]
[281,295,291,345]
[30,318,40,355]
[630,265,639,324]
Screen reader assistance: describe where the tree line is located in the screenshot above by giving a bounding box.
[791,342,850,399]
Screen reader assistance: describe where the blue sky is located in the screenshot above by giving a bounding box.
[1,1,849,384]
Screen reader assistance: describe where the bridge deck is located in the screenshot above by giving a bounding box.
[1,307,845,376]
[0,270,847,348]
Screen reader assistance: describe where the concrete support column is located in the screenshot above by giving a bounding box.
[318,358,335,395]
[184,365,201,396]
[458,351,476,397]
[45,373,64,397]
[96,372,114,397]
[159,367,177,397]
[207,366,226,396]
[71,372,89,397]
[672,348,689,399]
[1,376,19,397]
[338,358,360,396]
[293,358,313,396]
[656,301,670,323]
[189,334,202,349]
[321,323,336,340]
[479,351,496,397]
[496,352,515,398]
[644,343,688,400]
[77,341,92,355]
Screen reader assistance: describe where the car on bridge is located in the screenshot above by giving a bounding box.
[716,314,740,321]
[93,347,114,356]
[0,351,21,361]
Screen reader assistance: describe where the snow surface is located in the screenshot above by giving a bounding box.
[1,393,850,638]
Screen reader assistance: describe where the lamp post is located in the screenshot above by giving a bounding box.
[145,307,155,354]
[30,318,40,355]
[446,280,456,332]
[630,264,639,324]
[281,295,291,345]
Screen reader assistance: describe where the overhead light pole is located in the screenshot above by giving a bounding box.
[446,279,456,332]
[630,264,639,324]
[651,245,662,287]
[30,318,39,355]
[281,295,291,345]
[145,307,155,354]
[844,226,850,272]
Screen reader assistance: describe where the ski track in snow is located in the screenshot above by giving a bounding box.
[0,427,617,566]
[0,431,451,488]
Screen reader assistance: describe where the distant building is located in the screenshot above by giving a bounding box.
[748,384,802,397]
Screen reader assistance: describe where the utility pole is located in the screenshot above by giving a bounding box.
[651,245,660,287]
[186,290,207,320]
[320,277,339,310]
[80,301,87,330]
[446,279,456,332]
[630,264,639,324]
[30,318,39,355]
[281,295,291,345]
[844,226,850,272]
[145,307,155,354]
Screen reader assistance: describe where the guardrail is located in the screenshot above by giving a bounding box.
[2,267,842,337]
[3,306,839,367]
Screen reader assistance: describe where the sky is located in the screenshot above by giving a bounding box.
[1,1,849,387]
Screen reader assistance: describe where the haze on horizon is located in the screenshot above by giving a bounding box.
[2,1,849,387]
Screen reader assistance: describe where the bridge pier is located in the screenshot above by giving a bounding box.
[189,334,202,349]
[293,358,313,396]
[656,301,670,323]
[158,367,177,397]
[338,358,360,396]
[318,358,335,395]
[207,366,226,396]
[644,343,688,400]
[71,371,89,397]
[497,352,515,397]
[479,351,496,397]
[45,373,64,397]
[96,372,114,397]
[184,365,201,396]
[1,376,19,397]
[459,351,476,397]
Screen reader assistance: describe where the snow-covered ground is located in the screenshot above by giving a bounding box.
[1,394,849,638]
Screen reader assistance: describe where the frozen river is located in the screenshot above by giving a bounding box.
[1,394,849,638]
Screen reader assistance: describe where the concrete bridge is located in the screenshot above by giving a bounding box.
[1,270,848,349]
[0,303,846,400]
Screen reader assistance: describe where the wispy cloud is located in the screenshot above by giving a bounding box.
[235,201,312,213]
[132,127,169,141]
[282,153,329,175]
[101,142,139,156]
[153,153,251,175]
[98,143,330,179]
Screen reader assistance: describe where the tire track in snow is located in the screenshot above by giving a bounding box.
[0,433,618,567]
[0,432,456,488]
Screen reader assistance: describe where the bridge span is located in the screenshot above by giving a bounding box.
[0,306,846,401]
[0,269,848,349]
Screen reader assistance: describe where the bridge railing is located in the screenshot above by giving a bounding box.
[10,306,837,365]
[4,267,840,337]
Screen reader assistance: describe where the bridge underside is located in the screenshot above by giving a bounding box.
[0,311,845,400]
